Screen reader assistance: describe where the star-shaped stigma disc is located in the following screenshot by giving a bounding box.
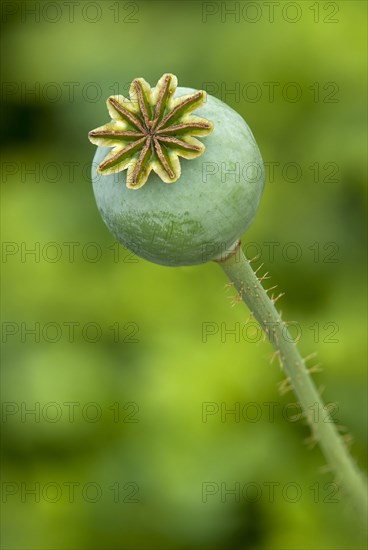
[88,73,214,189]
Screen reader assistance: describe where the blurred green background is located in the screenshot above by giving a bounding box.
[1,1,367,548]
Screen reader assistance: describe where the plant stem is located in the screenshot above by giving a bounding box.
[218,245,367,524]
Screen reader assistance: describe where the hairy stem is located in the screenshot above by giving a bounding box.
[219,246,367,524]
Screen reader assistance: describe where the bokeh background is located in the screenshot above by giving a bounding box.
[1,1,367,548]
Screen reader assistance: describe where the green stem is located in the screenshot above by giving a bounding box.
[219,246,367,524]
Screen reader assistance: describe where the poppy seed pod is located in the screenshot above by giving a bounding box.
[89,74,265,266]
[88,78,368,516]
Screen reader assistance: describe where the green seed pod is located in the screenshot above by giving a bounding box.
[88,78,368,514]
[89,74,265,266]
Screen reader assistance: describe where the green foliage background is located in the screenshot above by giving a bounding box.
[1,1,367,549]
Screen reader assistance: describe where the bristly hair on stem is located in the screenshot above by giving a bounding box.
[218,245,368,528]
